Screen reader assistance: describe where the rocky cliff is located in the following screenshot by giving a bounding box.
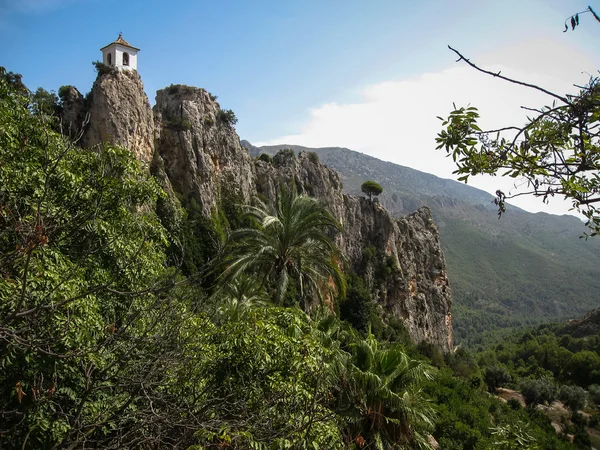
[67,70,453,352]
[153,85,255,217]
[58,85,87,140]
[83,70,154,163]
[254,151,452,351]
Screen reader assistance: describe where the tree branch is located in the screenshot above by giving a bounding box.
[448,46,569,104]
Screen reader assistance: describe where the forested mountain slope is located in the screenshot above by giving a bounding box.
[243,142,600,343]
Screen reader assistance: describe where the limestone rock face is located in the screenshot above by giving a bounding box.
[385,207,452,352]
[341,197,452,352]
[254,152,346,220]
[84,70,154,163]
[153,85,255,217]
[253,152,453,352]
[58,85,87,140]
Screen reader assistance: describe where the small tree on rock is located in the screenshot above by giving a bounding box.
[361,180,383,201]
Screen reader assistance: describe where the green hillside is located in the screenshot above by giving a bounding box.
[243,142,600,344]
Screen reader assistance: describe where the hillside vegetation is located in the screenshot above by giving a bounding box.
[1,68,585,449]
[243,142,600,344]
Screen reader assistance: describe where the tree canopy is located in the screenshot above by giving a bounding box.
[436,47,600,235]
[361,180,384,201]
[223,190,345,308]
[0,67,196,447]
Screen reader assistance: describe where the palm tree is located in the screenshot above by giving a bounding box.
[223,190,346,308]
[213,273,268,323]
[342,331,436,449]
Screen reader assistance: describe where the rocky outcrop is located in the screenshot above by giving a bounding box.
[387,207,452,351]
[58,85,87,140]
[83,70,154,163]
[153,85,255,217]
[253,151,452,352]
[76,73,453,352]
[254,151,346,220]
[561,308,600,338]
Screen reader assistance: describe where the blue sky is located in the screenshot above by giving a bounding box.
[2,0,599,214]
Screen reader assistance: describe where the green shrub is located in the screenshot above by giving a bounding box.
[559,385,587,411]
[340,274,377,333]
[373,253,400,284]
[166,84,196,95]
[217,108,238,127]
[484,365,511,391]
[307,151,319,164]
[57,85,70,101]
[92,60,116,76]
[519,377,558,406]
[204,116,214,127]
[507,398,522,410]
[276,148,295,159]
[258,153,273,164]
[381,316,412,344]
[361,246,377,267]
[589,384,600,405]
[385,255,399,274]
[166,116,192,132]
[418,341,445,367]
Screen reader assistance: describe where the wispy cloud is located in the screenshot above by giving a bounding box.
[257,38,597,216]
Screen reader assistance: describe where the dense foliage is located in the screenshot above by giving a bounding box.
[0,67,192,447]
[425,369,572,450]
[2,66,593,449]
[217,108,238,127]
[469,322,600,449]
[475,324,600,391]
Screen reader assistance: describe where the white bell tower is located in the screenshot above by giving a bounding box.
[100,34,140,71]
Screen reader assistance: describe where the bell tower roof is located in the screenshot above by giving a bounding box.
[100,33,140,52]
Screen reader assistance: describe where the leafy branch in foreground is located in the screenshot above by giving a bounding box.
[0,69,208,448]
[436,46,600,236]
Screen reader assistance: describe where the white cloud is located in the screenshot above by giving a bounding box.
[257,38,597,216]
